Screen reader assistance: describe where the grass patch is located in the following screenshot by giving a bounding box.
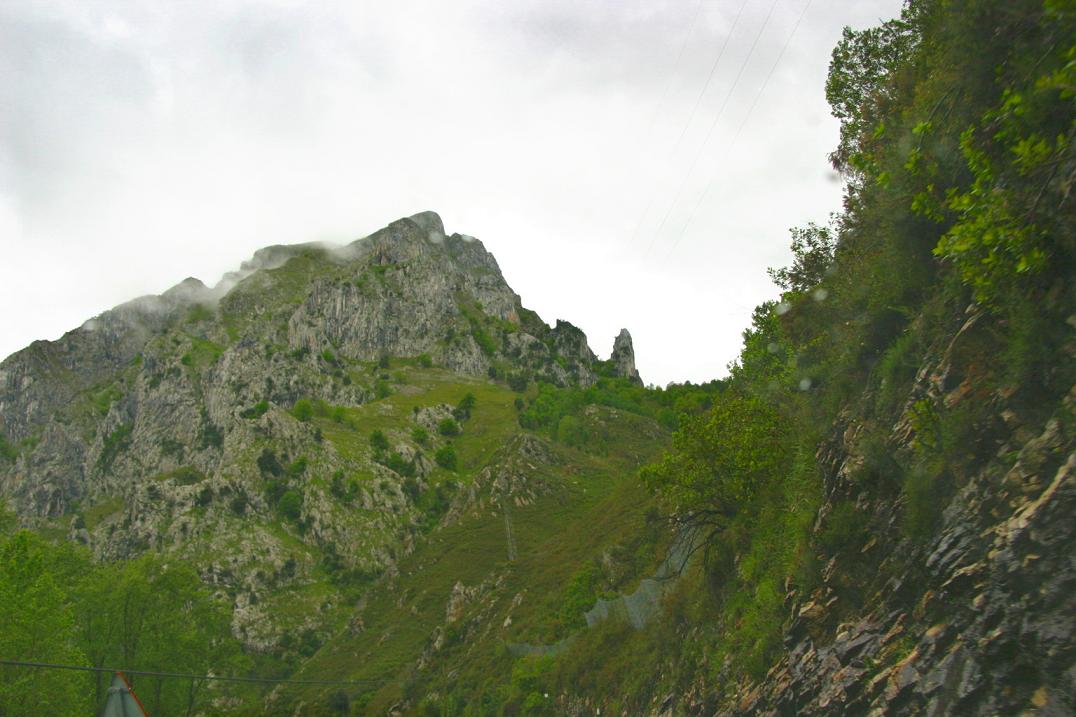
[82,497,124,530]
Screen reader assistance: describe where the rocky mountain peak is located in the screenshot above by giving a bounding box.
[406,210,446,243]
[610,328,642,385]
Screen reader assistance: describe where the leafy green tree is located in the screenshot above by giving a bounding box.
[640,392,793,537]
[72,554,246,715]
[767,222,837,292]
[825,15,919,174]
[0,532,91,715]
[437,418,460,437]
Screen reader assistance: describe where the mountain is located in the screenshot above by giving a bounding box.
[0,211,689,714]
[0,210,643,520]
[2,1,1074,715]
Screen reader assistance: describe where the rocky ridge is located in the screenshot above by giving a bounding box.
[0,211,644,655]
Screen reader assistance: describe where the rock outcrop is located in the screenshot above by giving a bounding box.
[0,211,636,652]
[610,328,642,385]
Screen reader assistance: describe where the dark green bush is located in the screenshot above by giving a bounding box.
[435,444,457,471]
[278,491,302,522]
[240,400,269,419]
[370,430,389,453]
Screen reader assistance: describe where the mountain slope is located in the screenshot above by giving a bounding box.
[0,212,688,713]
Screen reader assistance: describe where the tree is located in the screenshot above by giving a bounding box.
[826,16,920,174]
[767,223,837,292]
[640,392,793,537]
[72,554,246,715]
[0,532,91,715]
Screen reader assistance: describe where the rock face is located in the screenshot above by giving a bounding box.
[610,329,642,385]
[0,211,638,650]
[0,211,612,518]
[673,314,1076,717]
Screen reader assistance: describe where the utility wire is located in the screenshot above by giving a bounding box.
[663,0,814,262]
[644,0,781,258]
[0,659,381,687]
[643,0,707,138]
[666,0,751,156]
[628,0,750,248]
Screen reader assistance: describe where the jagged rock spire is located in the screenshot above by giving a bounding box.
[610,329,642,385]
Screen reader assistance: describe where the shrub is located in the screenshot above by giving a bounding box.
[0,434,16,462]
[240,400,269,419]
[507,373,529,392]
[438,418,460,437]
[385,452,416,478]
[411,427,430,445]
[818,501,869,553]
[291,399,313,422]
[370,430,389,453]
[320,349,337,365]
[454,393,477,421]
[278,490,302,521]
[435,444,458,471]
[555,415,585,447]
[902,464,944,542]
[97,424,132,472]
[257,449,284,477]
[417,353,433,368]
[286,456,308,477]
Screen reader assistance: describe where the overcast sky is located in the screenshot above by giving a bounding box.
[0,0,903,386]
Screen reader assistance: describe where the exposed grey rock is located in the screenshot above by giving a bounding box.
[610,328,642,384]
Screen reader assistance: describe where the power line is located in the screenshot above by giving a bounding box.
[643,0,707,138]
[628,0,750,248]
[666,0,751,156]
[644,0,781,258]
[664,0,814,263]
[0,659,381,687]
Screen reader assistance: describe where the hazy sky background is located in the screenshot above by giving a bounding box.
[0,0,903,386]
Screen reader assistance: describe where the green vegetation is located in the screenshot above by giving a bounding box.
[152,466,206,485]
[97,424,132,473]
[0,434,15,463]
[434,444,457,471]
[370,429,389,453]
[91,384,124,416]
[186,303,214,323]
[6,6,1072,710]
[180,336,223,370]
[292,398,314,422]
[0,522,245,715]
[241,399,270,419]
[279,490,303,522]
